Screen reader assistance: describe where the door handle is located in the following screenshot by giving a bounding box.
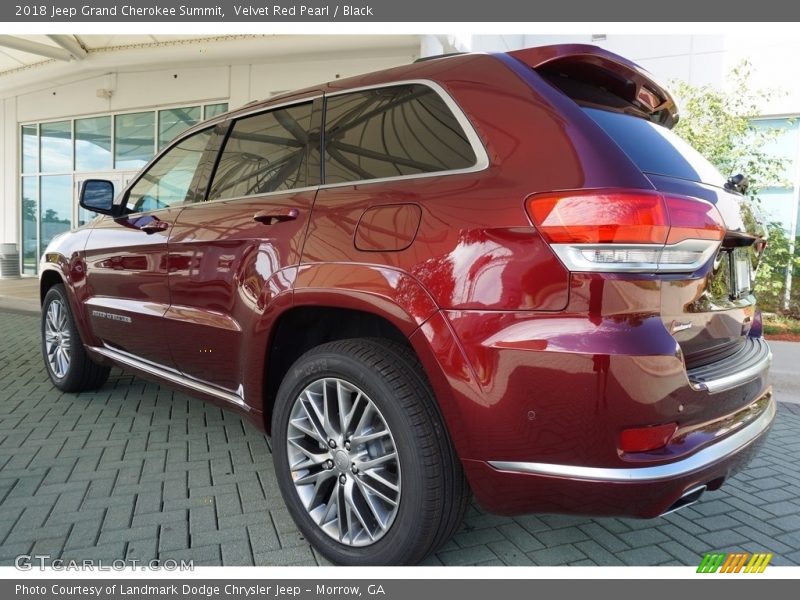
[140,220,169,234]
[253,208,299,225]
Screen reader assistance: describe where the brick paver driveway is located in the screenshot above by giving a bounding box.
[1,309,799,566]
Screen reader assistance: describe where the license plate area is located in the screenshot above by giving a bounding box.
[731,247,753,299]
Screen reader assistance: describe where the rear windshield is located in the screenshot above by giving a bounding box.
[584,108,726,188]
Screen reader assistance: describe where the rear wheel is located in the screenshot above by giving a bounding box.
[272,338,469,565]
[41,284,110,392]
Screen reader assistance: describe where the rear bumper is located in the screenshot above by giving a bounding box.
[489,390,774,482]
[466,388,775,517]
[412,305,775,518]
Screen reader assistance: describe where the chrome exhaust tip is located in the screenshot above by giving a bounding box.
[660,484,707,517]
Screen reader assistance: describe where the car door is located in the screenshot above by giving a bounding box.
[82,126,217,367]
[165,97,321,395]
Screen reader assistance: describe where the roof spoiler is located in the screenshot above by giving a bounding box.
[508,44,679,128]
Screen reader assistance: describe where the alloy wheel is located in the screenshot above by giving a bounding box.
[286,377,401,547]
[44,298,71,378]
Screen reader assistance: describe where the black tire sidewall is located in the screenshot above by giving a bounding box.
[272,346,436,565]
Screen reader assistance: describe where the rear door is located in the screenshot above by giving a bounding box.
[83,126,216,366]
[583,107,763,366]
[165,98,321,394]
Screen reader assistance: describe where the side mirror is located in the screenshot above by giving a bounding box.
[79,179,118,216]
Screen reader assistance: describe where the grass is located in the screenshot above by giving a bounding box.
[762,313,800,340]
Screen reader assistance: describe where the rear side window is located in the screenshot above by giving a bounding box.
[323,84,477,184]
[583,108,726,188]
[208,102,313,200]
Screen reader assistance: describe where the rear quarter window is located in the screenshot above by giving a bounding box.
[584,108,726,188]
[323,84,477,184]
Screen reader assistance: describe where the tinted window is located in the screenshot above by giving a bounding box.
[208,102,313,200]
[584,108,726,187]
[323,85,477,184]
[126,128,213,213]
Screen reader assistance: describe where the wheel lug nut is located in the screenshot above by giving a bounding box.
[339,474,347,485]
[328,439,336,449]
[325,460,334,470]
[351,464,358,474]
[344,441,351,450]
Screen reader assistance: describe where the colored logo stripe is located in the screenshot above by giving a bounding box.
[720,553,748,573]
[697,552,772,573]
[697,553,725,573]
[745,553,773,573]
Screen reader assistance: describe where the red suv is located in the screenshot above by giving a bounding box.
[39,45,774,565]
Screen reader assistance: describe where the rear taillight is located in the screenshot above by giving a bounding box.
[526,189,725,273]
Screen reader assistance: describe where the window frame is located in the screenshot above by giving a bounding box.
[320,79,489,188]
[189,80,489,207]
[204,99,320,202]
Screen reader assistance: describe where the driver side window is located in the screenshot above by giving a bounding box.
[125,128,213,213]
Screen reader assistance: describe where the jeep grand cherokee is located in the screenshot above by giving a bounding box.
[39,44,774,565]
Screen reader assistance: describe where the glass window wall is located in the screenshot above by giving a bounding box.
[115,111,155,169]
[19,101,228,273]
[158,106,201,149]
[75,116,112,171]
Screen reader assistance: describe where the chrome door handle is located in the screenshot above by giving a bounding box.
[253,208,299,225]
[140,220,169,234]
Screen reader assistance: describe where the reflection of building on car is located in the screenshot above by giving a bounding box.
[132,195,170,213]
[38,44,774,565]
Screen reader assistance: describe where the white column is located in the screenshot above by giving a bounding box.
[228,64,252,109]
[2,97,18,249]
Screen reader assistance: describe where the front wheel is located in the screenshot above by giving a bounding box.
[41,284,110,392]
[272,338,469,565]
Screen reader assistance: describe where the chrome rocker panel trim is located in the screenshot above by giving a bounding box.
[89,345,247,410]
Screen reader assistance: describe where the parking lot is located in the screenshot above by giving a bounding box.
[1,306,799,566]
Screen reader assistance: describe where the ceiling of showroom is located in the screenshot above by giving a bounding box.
[0,35,423,96]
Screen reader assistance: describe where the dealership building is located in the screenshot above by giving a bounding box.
[1,33,798,277]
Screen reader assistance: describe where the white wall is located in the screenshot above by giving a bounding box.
[10,51,417,123]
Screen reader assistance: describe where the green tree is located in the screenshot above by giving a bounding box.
[755,222,795,311]
[672,63,787,193]
[671,62,799,313]
[22,196,36,220]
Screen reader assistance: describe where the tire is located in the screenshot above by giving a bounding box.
[272,338,469,565]
[41,284,110,392]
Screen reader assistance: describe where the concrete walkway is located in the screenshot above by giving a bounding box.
[0,277,38,315]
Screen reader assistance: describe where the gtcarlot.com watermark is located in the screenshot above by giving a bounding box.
[14,555,194,571]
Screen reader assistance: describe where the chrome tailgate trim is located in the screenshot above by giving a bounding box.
[688,337,772,394]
